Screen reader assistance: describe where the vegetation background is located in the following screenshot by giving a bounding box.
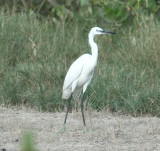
[0,0,160,116]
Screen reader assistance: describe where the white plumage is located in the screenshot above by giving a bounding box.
[62,54,95,99]
[62,27,116,126]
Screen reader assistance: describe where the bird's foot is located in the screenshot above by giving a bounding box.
[83,126,89,133]
[59,125,67,133]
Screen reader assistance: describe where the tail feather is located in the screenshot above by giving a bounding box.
[62,89,72,99]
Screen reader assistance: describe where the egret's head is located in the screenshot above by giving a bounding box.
[90,27,116,36]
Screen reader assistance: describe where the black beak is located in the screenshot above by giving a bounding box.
[101,30,116,34]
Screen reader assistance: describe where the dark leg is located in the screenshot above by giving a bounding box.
[63,94,72,125]
[80,91,86,126]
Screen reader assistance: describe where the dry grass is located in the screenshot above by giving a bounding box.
[0,106,160,151]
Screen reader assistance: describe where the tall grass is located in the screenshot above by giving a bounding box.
[90,15,160,116]
[0,13,159,116]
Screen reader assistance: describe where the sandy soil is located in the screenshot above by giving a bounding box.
[0,106,160,151]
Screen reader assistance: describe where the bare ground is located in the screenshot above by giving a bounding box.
[0,106,160,151]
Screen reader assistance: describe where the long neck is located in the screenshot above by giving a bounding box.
[88,33,98,61]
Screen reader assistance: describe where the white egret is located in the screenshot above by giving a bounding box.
[62,27,116,127]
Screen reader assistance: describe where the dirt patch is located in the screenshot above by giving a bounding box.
[0,106,160,151]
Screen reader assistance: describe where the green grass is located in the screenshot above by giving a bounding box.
[21,130,36,151]
[0,13,159,116]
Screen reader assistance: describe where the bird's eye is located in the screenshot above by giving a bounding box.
[96,29,99,32]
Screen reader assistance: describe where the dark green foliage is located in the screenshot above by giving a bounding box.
[0,0,159,26]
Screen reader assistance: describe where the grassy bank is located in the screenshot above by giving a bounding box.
[0,13,159,116]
